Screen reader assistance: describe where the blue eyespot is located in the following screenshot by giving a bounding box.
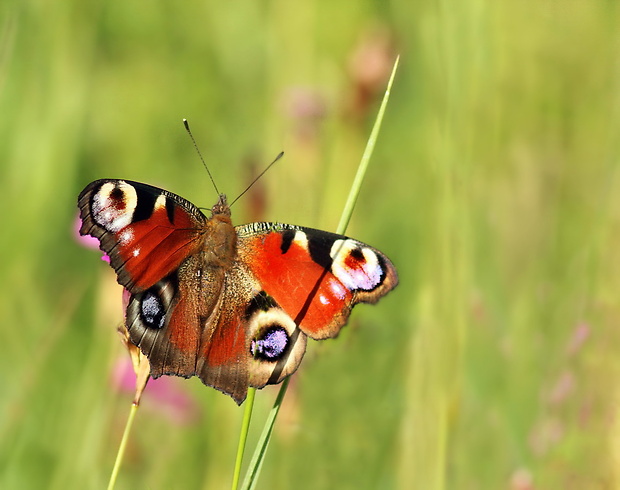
[251,326,289,361]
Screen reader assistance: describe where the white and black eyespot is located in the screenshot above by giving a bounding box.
[330,239,384,292]
[246,299,296,361]
[91,181,138,232]
[251,325,289,361]
[140,290,165,329]
[246,298,308,387]
[134,279,175,330]
[246,292,291,361]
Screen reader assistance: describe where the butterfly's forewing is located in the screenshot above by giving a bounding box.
[78,179,206,292]
[236,224,398,340]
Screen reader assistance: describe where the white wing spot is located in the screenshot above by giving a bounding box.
[328,277,347,300]
[119,229,134,245]
[293,230,308,249]
[154,193,167,210]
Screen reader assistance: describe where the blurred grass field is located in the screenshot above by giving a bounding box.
[2,1,620,488]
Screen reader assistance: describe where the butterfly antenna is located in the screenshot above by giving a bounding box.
[230,151,284,207]
[183,118,220,196]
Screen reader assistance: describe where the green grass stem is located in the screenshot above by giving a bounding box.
[231,387,256,490]
[107,403,140,490]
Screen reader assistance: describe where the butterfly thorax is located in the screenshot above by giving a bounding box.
[199,204,237,269]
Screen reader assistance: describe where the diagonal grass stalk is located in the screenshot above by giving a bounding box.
[107,336,151,489]
[237,55,400,490]
[107,403,140,490]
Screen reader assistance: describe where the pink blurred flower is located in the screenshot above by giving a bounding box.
[122,288,131,312]
[346,26,395,119]
[280,86,327,143]
[529,417,563,456]
[547,370,575,406]
[74,214,110,263]
[510,468,534,490]
[112,358,200,425]
[281,86,326,121]
[566,323,590,357]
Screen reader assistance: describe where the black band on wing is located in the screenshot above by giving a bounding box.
[280,229,296,254]
[131,182,159,222]
[245,291,279,320]
[165,196,176,224]
[306,232,337,270]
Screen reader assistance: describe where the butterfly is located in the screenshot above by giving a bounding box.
[78,179,398,404]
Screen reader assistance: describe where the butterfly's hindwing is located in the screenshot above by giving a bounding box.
[126,273,200,379]
[196,263,307,404]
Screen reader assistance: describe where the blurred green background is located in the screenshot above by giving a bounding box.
[2,0,620,488]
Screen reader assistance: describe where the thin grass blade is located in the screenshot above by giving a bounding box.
[239,55,401,490]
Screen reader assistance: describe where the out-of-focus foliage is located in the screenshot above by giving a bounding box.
[1,1,619,488]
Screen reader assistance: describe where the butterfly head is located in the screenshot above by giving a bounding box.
[211,194,231,217]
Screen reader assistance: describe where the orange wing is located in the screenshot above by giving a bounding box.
[236,223,398,340]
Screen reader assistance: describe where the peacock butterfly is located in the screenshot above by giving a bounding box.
[78,179,398,404]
